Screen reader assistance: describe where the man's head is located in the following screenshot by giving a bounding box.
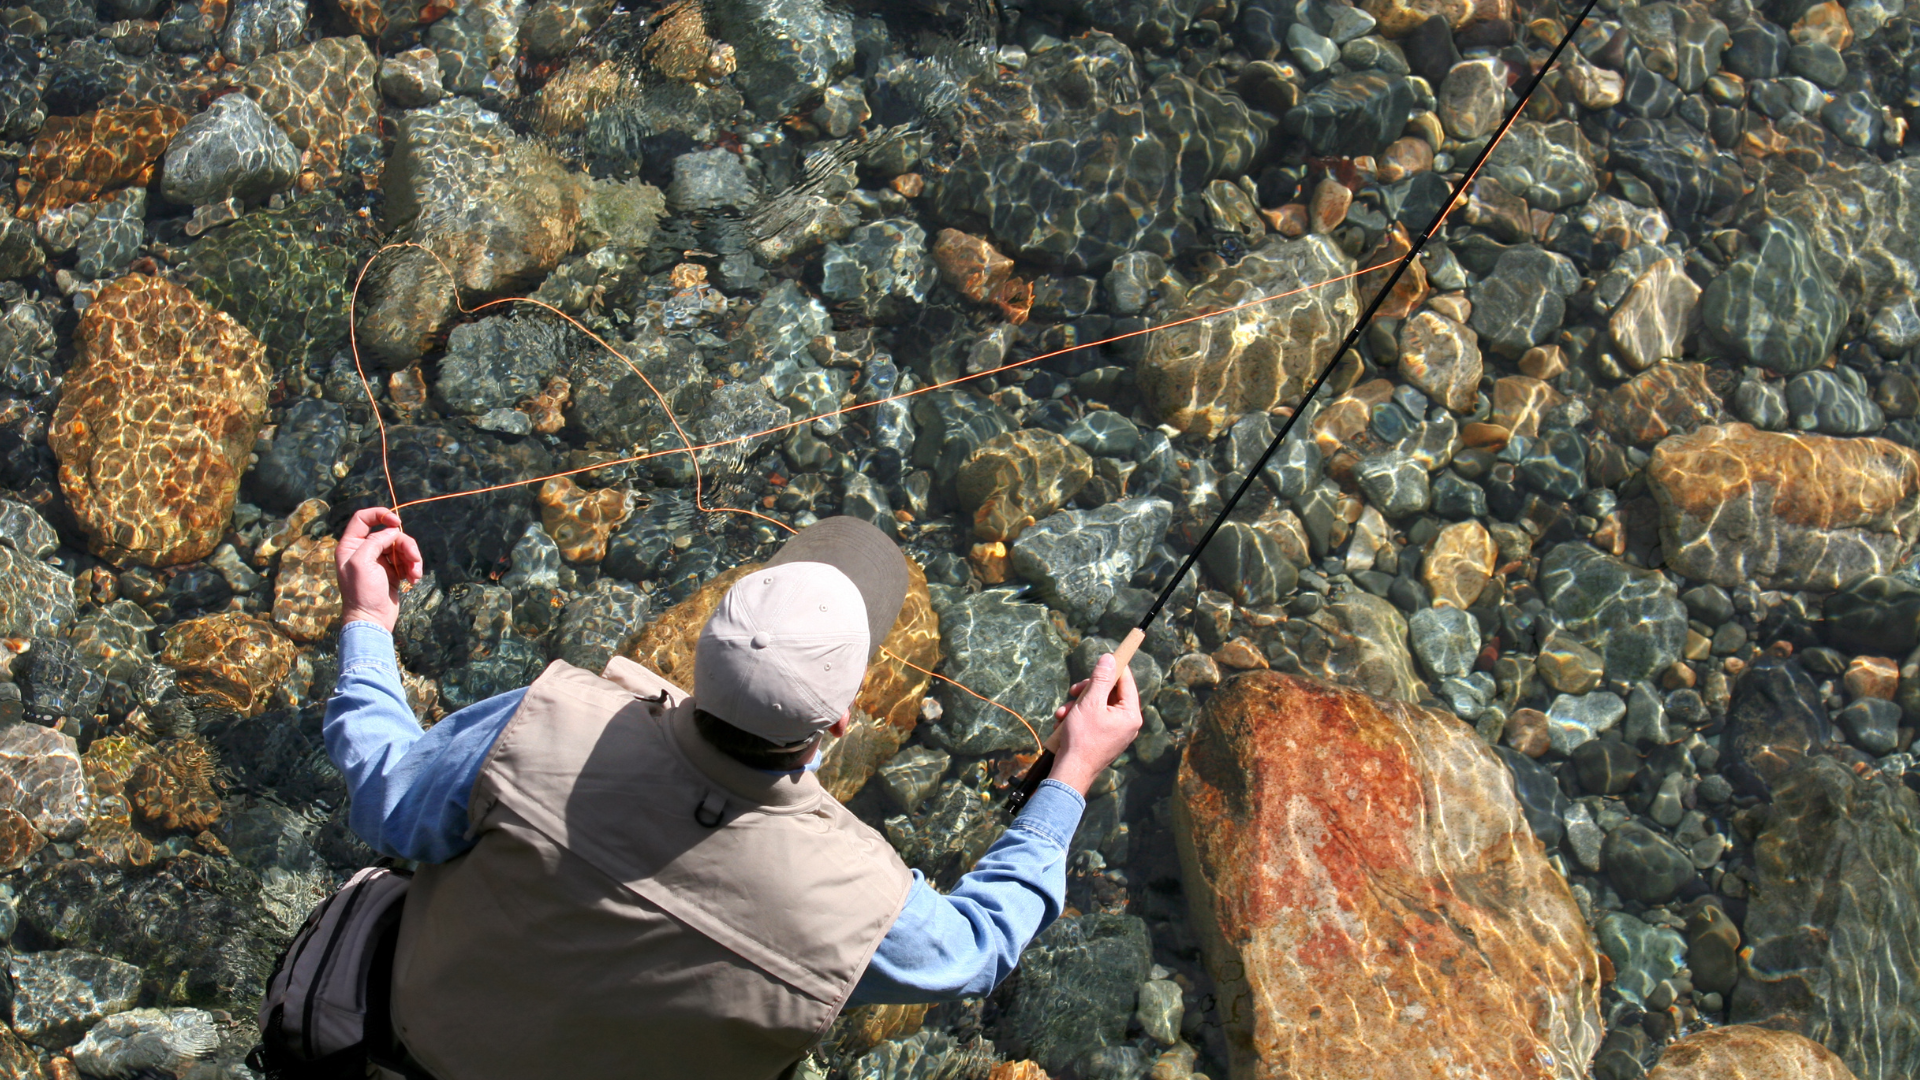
[693,518,908,759]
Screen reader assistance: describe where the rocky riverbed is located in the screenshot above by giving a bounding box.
[1,0,1920,1075]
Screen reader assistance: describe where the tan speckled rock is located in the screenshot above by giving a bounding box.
[536,477,632,563]
[624,558,941,801]
[1362,0,1471,36]
[1140,235,1356,437]
[1491,375,1564,440]
[1611,257,1700,370]
[1647,423,1920,590]
[1425,520,1496,609]
[1648,1026,1857,1079]
[241,37,379,182]
[1595,362,1721,447]
[158,612,299,716]
[50,276,271,568]
[0,723,89,842]
[1176,672,1602,1080]
[272,534,342,643]
[13,106,188,216]
[1399,309,1483,413]
[953,430,1092,543]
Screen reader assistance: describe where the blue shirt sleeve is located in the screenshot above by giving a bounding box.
[848,778,1086,1004]
[322,621,523,864]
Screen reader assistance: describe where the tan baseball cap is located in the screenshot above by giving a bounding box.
[694,517,909,744]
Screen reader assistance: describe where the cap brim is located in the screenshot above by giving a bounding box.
[767,516,907,660]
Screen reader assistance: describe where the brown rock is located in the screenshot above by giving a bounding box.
[1425,520,1497,609]
[1564,57,1624,109]
[1460,421,1511,451]
[932,228,1014,305]
[1426,291,1471,323]
[1790,1,1853,49]
[1175,673,1601,1080]
[241,37,380,182]
[128,736,222,832]
[0,1026,46,1080]
[50,276,271,567]
[1357,223,1428,320]
[1647,423,1920,590]
[1309,177,1352,234]
[272,534,341,643]
[1398,310,1483,412]
[1139,235,1356,437]
[1439,58,1509,140]
[1461,176,1535,243]
[1520,344,1566,380]
[0,723,88,842]
[969,541,1010,585]
[1505,706,1552,756]
[1595,362,1721,447]
[13,105,188,217]
[1376,137,1434,182]
[1648,1026,1858,1080]
[1491,375,1564,439]
[537,477,632,563]
[1213,637,1269,671]
[1610,257,1700,370]
[1844,656,1898,701]
[0,808,44,872]
[641,0,734,83]
[79,734,155,866]
[624,558,941,801]
[1363,0,1471,37]
[158,612,299,716]
[953,430,1092,542]
[1267,203,1308,238]
[988,1064,1051,1080]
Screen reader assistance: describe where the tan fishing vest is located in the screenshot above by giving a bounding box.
[389,656,914,1080]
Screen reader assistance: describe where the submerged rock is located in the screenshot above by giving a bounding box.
[1539,543,1686,683]
[1647,424,1920,591]
[239,36,379,183]
[9,949,142,1049]
[1175,672,1601,1080]
[1732,758,1920,1080]
[953,430,1094,543]
[69,1007,221,1078]
[927,588,1068,755]
[1009,497,1173,627]
[990,913,1152,1076]
[1647,1025,1860,1079]
[50,276,271,568]
[1702,217,1844,376]
[158,91,298,205]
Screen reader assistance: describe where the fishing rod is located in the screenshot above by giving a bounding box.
[1006,0,1602,814]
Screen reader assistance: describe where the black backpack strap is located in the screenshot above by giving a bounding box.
[363,918,438,1080]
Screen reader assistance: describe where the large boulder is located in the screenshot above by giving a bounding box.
[1647,424,1920,591]
[1138,234,1356,436]
[1732,757,1920,1080]
[49,276,271,568]
[1176,672,1601,1080]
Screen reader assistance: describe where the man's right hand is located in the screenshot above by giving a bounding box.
[337,507,424,633]
[1047,653,1142,796]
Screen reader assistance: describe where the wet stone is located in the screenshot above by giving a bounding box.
[1703,218,1843,376]
[1397,310,1481,413]
[1835,697,1900,755]
[1176,672,1601,1079]
[1725,656,1829,796]
[158,612,298,716]
[161,91,299,208]
[248,400,347,514]
[1733,376,1790,430]
[1540,543,1686,683]
[9,949,142,1049]
[378,47,442,108]
[51,276,271,568]
[1497,745,1569,846]
[821,219,937,324]
[271,534,339,643]
[0,722,89,841]
[1284,72,1416,158]
[437,316,571,417]
[667,147,760,212]
[927,588,1068,755]
[1010,497,1173,627]
[0,544,77,642]
[990,913,1152,1076]
[1198,520,1299,608]
[0,218,45,282]
[955,430,1094,543]
[1438,58,1507,140]
[1538,632,1605,695]
[1572,738,1639,794]
[1518,428,1586,501]
[72,189,146,282]
[1468,245,1579,358]
[339,425,550,584]
[1788,369,1884,435]
[1546,691,1628,754]
[21,639,105,725]
[1596,362,1720,448]
[1424,519,1495,609]
[551,578,648,674]
[1482,120,1598,211]
[1610,257,1699,371]
[69,1007,220,1078]
[875,746,949,813]
[1647,424,1920,592]
[1354,451,1430,518]
[707,0,853,119]
[1595,912,1687,1007]
[1823,90,1882,148]
[1647,1026,1858,1080]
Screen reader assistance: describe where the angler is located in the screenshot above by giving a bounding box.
[280,507,1140,1080]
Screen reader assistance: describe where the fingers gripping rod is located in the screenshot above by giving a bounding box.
[1006,0,1601,816]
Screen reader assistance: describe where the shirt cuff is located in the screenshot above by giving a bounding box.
[338,621,400,675]
[1009,779,1086,851]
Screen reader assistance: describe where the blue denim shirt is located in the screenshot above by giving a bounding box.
[323,621,1087,1004]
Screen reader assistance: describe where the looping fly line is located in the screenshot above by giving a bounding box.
[343,119,1501,756]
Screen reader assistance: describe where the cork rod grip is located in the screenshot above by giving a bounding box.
[1006,626,1147,815]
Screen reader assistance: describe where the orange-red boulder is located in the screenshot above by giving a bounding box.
[1176,672,1601,1080]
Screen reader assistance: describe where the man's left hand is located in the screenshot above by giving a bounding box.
[337,507,424,633]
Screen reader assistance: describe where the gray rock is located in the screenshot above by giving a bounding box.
[820,219,936,324]
[1540,543,1686,683]
[1703,217,1843,375]
[1604,821,1695,904]
[1787,40,1846,87]
[1870,298,1920,353]
[73,189,145,281]
[929,587,1070,754]
[1135,979,1183,1045]
[1836,697,1901,756]
[1724,657,1830,796]
[1823,90,1883,148]
[1788,368,1884,435]
[1518,427,1586,500]
[0,543,78,642]
[0,498,58,559]
[1011,497,1174,626]
[707,0,855,120]
[1354,450,1429,517]
[1730,758,1920,1080]
[1102,251,1166,316]
[1546,691,1627,755]
[552,578,648,674]
[1572,738,1639,794]
[378,48,443,109]
[249,398,347,513]
[1198,519,1299,608]
[1469,244,1580,357]
[875,746,949,813]
[10,949,143,1048]
[1595,913,1687,1008]
[1408,604,1477,681]
[0,216,44,280]
[841,471,897,537]
[1288,21,1338,72]
[1062,411,1141,458]
[221,0,305,64]
[667,147,761,212]
[70,1007,220,1078]
[520,0,613,58]
[1284,71,1414,158]
[992,913,1153,1075]
[436,315,569,416]
[1497,745,1569,847]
